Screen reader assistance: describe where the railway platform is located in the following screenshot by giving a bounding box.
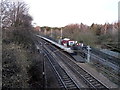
[72,55,86,63]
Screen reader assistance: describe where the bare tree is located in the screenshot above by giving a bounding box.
[1,0,31,30]
[1,0,33,48]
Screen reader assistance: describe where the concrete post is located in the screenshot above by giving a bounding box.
[87,45,91,62]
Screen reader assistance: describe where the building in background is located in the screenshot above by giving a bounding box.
[34,26,41,31]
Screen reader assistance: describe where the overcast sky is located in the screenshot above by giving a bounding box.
[23,0,119,27]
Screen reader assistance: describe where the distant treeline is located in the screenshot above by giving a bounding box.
[37,22,119,49]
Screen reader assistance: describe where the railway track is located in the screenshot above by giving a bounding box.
[91,47,120,66]
[45,43,109,89]
[41,43,80,89]
[37,36,110,89]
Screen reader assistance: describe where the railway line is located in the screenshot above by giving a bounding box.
[47,43,109,89]
[79,49,120,71]
[37,35,120,71]
[37,39,80,89]
[37,36,109,89]
[91,47,120,67]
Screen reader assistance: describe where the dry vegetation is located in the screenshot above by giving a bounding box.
[1,0,44,89]
[2,42,44,88]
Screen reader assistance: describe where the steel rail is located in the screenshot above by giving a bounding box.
[37,35,109,89]
[42,46,80,89]
[49,44,109,89]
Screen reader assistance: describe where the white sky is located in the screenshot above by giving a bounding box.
[23,0,119,27]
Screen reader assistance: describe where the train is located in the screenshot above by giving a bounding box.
[60,38,78,47]
[36,35,74,53]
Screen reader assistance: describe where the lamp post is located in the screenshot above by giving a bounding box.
[61,27,63,39]
[50,28,53,37]
[58,28,63,44]
[44,28,47,35]
[118,1,120,22]
[43,55,45,89]
[41,44,45,88]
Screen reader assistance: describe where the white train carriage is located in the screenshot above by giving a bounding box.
[36,35,74,53]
